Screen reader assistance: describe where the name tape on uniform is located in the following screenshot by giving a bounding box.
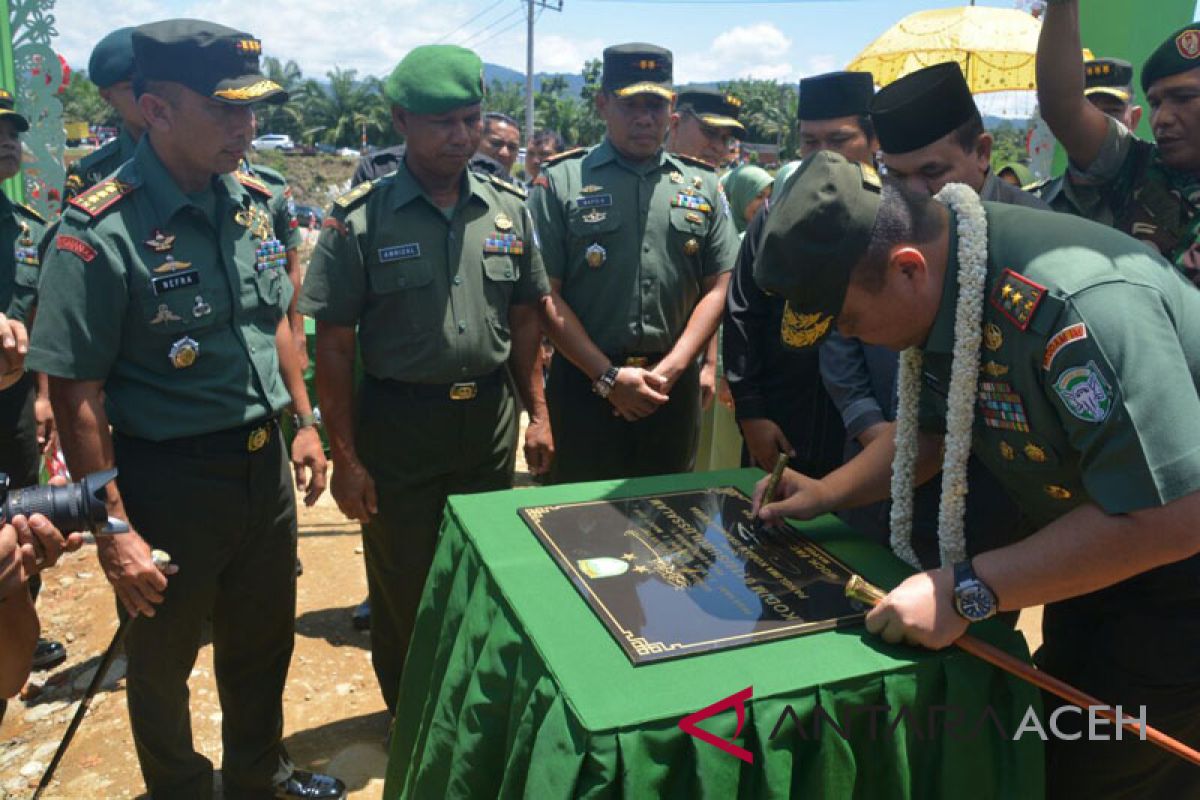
[379,243,421,263]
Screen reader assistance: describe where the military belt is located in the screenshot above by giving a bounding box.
[367,369,504,401]
[114,416,280,456]
[607,352,667,369]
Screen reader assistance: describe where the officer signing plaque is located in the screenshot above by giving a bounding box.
[519,487,867,665]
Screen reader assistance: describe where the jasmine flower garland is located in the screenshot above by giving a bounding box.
[889,183,988,569]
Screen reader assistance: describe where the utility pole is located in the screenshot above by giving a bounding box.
[525,0,564,153]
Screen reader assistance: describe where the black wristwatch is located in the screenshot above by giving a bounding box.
[592,365,619,399]
[952,560,998,622]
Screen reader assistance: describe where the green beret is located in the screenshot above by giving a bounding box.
[88,27,135,89]
[1142,24,1200,92]
[753,151,883,347]
[133,19,286,105]
[385,45,484,114]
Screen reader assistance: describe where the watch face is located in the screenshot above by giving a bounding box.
[956,584,994,621]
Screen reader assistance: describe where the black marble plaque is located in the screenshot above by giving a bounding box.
[519,486,868,665]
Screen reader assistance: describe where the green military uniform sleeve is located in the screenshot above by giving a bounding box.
[297,203,366,326]
[698,173,739,278]
[513,205,550,303]
[527,173,568,282]
[1044,282,1200,512]
[8,207,46,323]
[26,216,127,380]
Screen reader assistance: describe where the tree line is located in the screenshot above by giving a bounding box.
[60,56,822,158]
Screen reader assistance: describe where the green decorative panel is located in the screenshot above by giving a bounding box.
[8,0,64,218]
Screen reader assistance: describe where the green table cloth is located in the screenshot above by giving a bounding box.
[385,469,1044,799]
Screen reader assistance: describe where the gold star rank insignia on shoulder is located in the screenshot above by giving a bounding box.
[989,269,1046,331]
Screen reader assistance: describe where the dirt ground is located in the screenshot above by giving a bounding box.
[0,429,1042,798]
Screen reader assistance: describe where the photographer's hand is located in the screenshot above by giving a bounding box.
[0,522,25,599]
[0,524,38,699]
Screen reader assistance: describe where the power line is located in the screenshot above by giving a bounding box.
[460,6,525,47]
[436,0,507,44]
[471,10,532,49]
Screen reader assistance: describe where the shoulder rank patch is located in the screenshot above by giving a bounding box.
[487,173,527,199]
[15,202,44,225]
[542,147,586,167]
[68,178,136,217]
[56,234,97,262]
[235,171,273,198]
[334,181,375,209]
[1042,323,1088,371]
[672,152,716,171]
[989,269,1047,331]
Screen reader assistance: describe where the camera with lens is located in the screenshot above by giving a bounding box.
[0,468,129,535]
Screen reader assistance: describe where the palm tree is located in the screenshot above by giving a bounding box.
[256,57,305,138]
[295,68,388,148]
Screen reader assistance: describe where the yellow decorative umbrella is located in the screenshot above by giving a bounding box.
[847,6,1045,93]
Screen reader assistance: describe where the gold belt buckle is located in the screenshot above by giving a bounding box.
[247,424,270,452]
[449,382,478,401]
[624,356,649,368]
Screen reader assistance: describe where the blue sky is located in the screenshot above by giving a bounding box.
[50,0,1200,84]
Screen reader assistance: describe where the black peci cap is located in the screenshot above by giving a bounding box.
[869,62,978,155]
[798,71,875,121]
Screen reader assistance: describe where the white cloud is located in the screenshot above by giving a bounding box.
[675,23,796,84]
[533,35,604,75]
[49,0,523,79]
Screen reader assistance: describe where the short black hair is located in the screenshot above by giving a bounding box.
[483,112,519,135]
[532,128,565,151]
[852,178,945,291]
[952,110,985,154]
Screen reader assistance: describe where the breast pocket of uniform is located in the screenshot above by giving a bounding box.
[366,254,436,334]
[136,267,229,338]
[566,204,622,273]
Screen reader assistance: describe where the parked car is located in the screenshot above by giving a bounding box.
[336,147,360,158]
[314,143,337,155]
[293,204,324,229]
[252,133,294,151]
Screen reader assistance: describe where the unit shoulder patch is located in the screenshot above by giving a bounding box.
[68,178,137,218]
[334,181,375,209]
[989,269,1047,331]
[56,234,98,262]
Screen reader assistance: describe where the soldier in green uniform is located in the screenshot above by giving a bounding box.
[241,160,306,369]
[299,44,549,714]
[1031,56,1143,216]
[529,43,740,483]
[754,151,1200,797]
[27,20,342,800]
[62,27,142,205]
[666,88,746,171]
[0,89,65,674]
[1038,3,1200,285]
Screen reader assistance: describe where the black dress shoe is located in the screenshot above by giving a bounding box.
[31,638,66,671]
[275,770,345,800]
[351,599,370,631]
